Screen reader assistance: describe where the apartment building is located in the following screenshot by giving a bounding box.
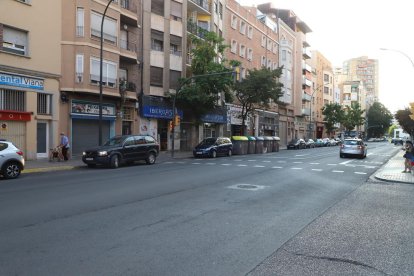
[0,0,61,160]
[257,4,312,142]
[61,0,141,154]
[341,80,367,133]
[224,0,279,138]
[310,50,333,138]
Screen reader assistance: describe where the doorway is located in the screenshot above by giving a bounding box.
[37,122,48,158]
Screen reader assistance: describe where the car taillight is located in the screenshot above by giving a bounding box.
[357,146,362,149]
[341,145,344,148]
[16,150,24,156]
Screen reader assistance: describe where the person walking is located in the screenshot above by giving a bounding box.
[402,140,413,173]
[59,132,70,161]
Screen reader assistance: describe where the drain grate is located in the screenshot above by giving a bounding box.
[227,184,266,191]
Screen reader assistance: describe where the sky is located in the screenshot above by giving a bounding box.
[240,0,414,114]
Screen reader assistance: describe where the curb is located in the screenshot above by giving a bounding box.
[22,165,83,174]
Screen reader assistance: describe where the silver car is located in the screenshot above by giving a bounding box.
[339,138,367,159]
[0,140,25,179]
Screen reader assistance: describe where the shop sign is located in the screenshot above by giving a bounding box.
[142,105,183,119]
[227,105,245,125]
[71,100,115,116]
[201,113,227,124]
[0,110,31,121]
[0,73,44,90]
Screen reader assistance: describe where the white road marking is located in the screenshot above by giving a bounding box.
[247,160,257,162]
[254,165,265,168]
[221,164,231,166]
[277,161,287,163]
[332,170,344,173]
[262,160,271,163]
[192,162,201,165]
[164,161,173,164]
[291,167,303,170]
[340,159,354,165]
[206,163,216,165]
[237,164,247,167]
[272,166,283,169]
[312,169,323,171]
[310,162,320,165]
[234,159,243,162]
[355,172,367,175]
[177,161,186,164]
[327,164,337,166]
[293,161,303,164]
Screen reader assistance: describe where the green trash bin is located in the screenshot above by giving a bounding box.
[255,136,265,154]
[263,136,273,153]
[231,136,248,155]
[247,136,256,154]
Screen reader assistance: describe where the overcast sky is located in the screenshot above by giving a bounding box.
[239,0,414,113]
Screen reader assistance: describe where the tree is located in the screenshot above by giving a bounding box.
[322,103,344,137]
[366,102,393,138]
[388,124,398,137]
[341,102,365,132]
[395,108,414,138]
[233,67,284,135]
[175,30,235,121]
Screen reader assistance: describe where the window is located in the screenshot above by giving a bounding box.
[151,0,164,16]
[267,38,272,50]
[170,1,182,21]
[240,67,246,79]
[219,3,223,19]
[230,40,237,54]
[324,87,329,94]
[90,58,117,87]
[150,66,163,87]
[267,59,272,69]
[170,70,181,90]
[0,89,25,111]
[261,56,266,67]
[247,25,253,39]
[324,74,330,83]
[75,54,84,83]
[239,44,246,58]
[273,62,278,70]
[247,48,253,61]
[76,7,84,37]
[119,68,127,81]
[240,21,246,34]
[37,93,52,115]
[261,35,266,47]
[273,42,277,54]
[170,34,181,55]
[231,15,237,29]
[281,50,286,61]
[214,0,218,14]
[151,39,163,51]
[2,26,28,56]
[91,12,117,44]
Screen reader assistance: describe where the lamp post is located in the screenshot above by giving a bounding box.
[98,0,113,146]
[380,48,414,68]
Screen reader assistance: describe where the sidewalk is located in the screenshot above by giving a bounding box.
[374,149,414,184]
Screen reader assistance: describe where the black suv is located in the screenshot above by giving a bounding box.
[82,135,160,168]
[193,137,233,158]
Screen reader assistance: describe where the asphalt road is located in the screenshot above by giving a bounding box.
[0,142,410,275]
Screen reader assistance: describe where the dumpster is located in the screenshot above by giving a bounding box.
[272,136,280,152]
[231,136,249,155]
[255,136,265,154]
[247,136,256,154]
[263,136,273,153]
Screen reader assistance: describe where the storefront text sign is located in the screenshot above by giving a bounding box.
[71,100,115,116]
[0,110,31,121]
[143,106,183,119]
[0,73,44,90]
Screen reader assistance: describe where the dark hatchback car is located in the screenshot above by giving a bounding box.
[193,137,233,158]
[287,138,306,150]
[82,135,160,168]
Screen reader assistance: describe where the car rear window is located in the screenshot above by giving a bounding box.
[0,142,8,151]
[344,140,359,145]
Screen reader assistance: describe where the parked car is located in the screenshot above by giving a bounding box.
[287,138,306,150]
[0,140,25,179]
[329,139,338,146]
[314,139,325,147]
[82,135,160,168]
[193,137,233,158]
[322,138,332,147]
[339,138,367,158]
[305,138,315,148]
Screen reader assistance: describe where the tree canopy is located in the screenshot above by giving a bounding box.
[322,103,344,136]
[395,108,414,137]
[366,102,393,138]
[341,102,365,131]
[233,67,284,135]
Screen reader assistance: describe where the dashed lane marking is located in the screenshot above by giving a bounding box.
[272,166,283,169]
[312,169,323,171]
[355,172,367,175]
[310,162,320,165]
[291,167,303,170]
[253,165,265,168]
[332,170,344,173]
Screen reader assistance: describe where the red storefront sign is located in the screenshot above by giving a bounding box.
[0,110,31,121]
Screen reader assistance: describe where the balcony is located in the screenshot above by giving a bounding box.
[170,51,183,71]
[187,20,209,39]
[120,39,138,62]
[302,62,312,73]
[302,76,312,87]
[188,0,211,14]
[303,48,312,59]
[301,108,311,116]
[302,92,312,102]
[120,0,137,13]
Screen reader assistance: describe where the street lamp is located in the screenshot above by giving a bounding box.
[380,48,414,68]
[98,0,113,146]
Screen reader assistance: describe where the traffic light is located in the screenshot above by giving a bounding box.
[409,102,414,120]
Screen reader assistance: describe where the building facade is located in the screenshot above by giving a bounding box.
[0,0,61,160]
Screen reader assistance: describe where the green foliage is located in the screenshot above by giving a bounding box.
[175,30,236,121]
[342,102,365,131]
[395,108,414,137]
[366,102,393,138]
[322,103,344,136]
[388,124,398,137]
[233,67,284,135]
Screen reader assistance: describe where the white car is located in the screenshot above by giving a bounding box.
[0,140,25,179]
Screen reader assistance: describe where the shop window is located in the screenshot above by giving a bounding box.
[0,89,25,111]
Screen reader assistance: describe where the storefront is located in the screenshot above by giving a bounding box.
[70,100,116,154]
[226,104,251,136]
[256,109,279,137]
[201,107,227,139]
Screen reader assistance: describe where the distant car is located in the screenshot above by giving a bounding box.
[322,138,331,147]
[287,139,306,150]
[340,138,367,158]
[193,137,233,158]
[329,139,337,146]
[82,135,160,168]
[0,140,25,179]
[314,139,325,147]
[334,138,342,145]
[304,139,315,148]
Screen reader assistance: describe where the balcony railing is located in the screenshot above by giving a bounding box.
[76,26,84,37]
[302,92,312,102]
[91,28,117,44]
[120,39,137,53]
[189,0,210,12]
[187,20,209,39]
[301,108,311,116]
[170,49,182,56]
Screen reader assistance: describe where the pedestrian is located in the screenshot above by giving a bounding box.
[59,132,70,161]
[402,140,413,173]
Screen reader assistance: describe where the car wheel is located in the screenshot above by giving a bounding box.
[146,152,156,165]
[110,155,120,169]
[2,162,21,179]
[227,149,232,157]
[210,150,217,158]
[87,164,96,168]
